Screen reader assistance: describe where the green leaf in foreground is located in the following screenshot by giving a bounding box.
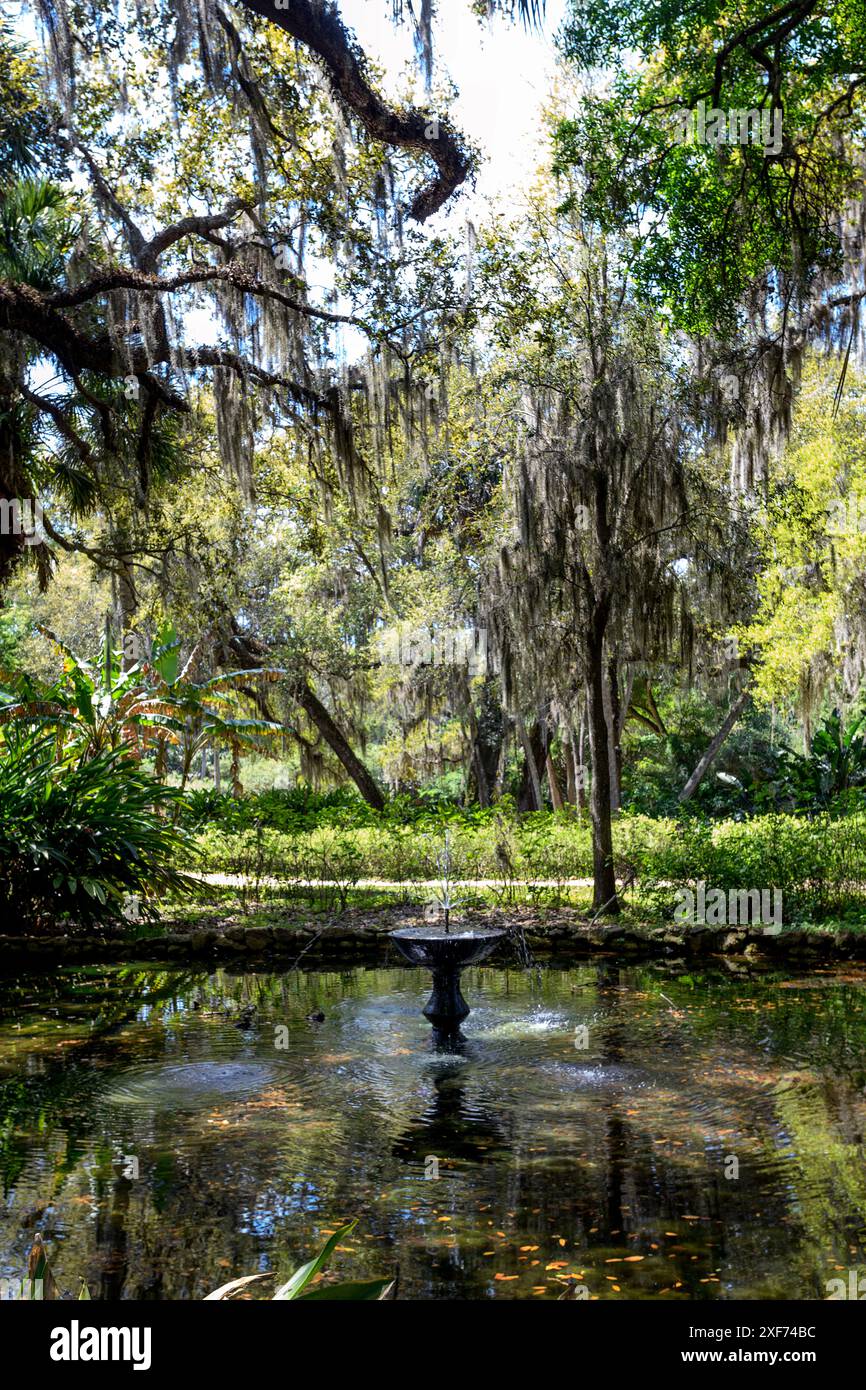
[272,1221,358,1300]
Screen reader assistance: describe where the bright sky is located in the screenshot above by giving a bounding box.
[16,0,569,361]
[340,0,568,221]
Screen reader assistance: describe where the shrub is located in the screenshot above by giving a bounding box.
[632,811,866,922]
[0,732,197,932]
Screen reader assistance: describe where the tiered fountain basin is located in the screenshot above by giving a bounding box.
[390,925,505,1027]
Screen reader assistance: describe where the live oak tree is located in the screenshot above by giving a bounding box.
[10,0,849,824]
[217,363,508,803]
[1,2,460,564]
[550,0,866,807]
[0,1,461,799]
[1,0,552,582]
[1,0,552,803]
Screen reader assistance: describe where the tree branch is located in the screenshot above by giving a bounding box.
[235,0,470,220]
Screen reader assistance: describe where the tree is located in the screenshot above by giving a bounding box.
[555,0,866,336]
[0,1,490,800]
[481,202,733,910]
[732,358,866,737]
[554,0,866,497]
[1,2,555,802]
[0,1,547,589]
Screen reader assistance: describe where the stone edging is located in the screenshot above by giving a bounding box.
[2,922,866,968]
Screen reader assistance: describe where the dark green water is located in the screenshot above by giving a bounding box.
[2,958,866,1300]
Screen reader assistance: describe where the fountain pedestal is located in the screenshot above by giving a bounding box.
[390,926,505,1029]
[424,964,471,1026]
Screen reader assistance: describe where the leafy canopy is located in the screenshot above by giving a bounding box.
[554,0,866,334]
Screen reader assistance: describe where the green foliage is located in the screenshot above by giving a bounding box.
[774,708,866,813]
[733,361,866,713]
[555,0,865,332]
[189,795,866,924]
[181,783,371,833]
[180,783,511,835]
[0,19,55,178]
[0,731,196,932]
[634,811,866,923]
[620,692,784,818]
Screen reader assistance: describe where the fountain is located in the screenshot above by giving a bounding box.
[390,831,504,1030]
[390,923,505,1027]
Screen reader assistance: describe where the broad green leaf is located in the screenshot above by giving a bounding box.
[272,1221,357,1300]
[294,1278,394,1301]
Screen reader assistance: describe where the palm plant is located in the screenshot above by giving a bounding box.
[0,621,283,790]
[0,177,80,290]
[139,623,284,792]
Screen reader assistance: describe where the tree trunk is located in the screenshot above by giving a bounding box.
[464,674,503,808]
[476,674,504,803]
[587,622,619,913]
[223,619,385,808]
[516,715,546,811]
[576,714,588,813]
[678,686,751,803]
[230,741,243,797]
[564,725,577,805]
[494,718,511,800]
[546,752,564,811]
[295,681,385,811]
[466,736,485,807]
[114,556,138,669]
[618,667,635,739]
[0,378,30,591]
[604,654,622,813]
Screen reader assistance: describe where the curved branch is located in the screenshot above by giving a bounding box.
[179,345,327,410]
[235,0,470,220]
[47,263,383,340]
[138,198,252,271]
[0,281,327,412]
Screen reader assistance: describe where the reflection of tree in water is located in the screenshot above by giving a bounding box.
[595,961,629,1240]
[94,1170,132,1300]
[5,962,866,1298]
[0,968,204,1199]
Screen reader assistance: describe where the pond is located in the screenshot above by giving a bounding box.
[1,958,866,1300]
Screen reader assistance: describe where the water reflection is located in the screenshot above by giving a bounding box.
[392,1052,508,1165]
[0,960,865,1300]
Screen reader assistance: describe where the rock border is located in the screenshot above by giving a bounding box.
[2,921,866,968]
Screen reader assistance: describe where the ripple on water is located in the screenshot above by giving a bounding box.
[103,1061,281,1110]
[537,1060,654,1090]
[473,1008,572,1041]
